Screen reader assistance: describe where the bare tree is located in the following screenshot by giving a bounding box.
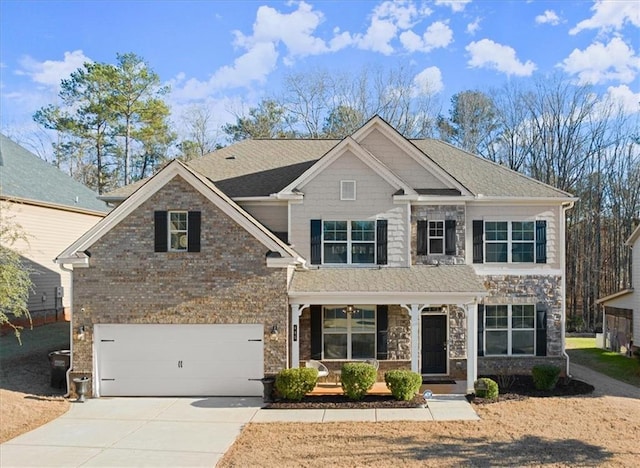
[180,104,219,160]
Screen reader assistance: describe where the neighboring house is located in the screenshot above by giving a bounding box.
[596,225,639,354]
[0,134,109,327]
[56,117,576,397]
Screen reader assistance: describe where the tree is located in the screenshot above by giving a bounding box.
[322,105,365,138]
[223,100,294,141]
[179,104,219,160]
[0,204,33,343]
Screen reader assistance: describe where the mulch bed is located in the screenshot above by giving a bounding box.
[469,375,595,405]
[265,376,596,409]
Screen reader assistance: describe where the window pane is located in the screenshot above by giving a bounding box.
[512,243,534,262]
[512,222,534,241]
[170,233,188,250]
[170,212,187,230]
[324,244,347,263]
[351,308,375,332]
[324,334,347,359]
[486,331,508,355]
[486,305,508,329]
[512,305,535,328]
[512,330,534,355]
[323,221,347,241]
[351,221,375,241]
[429,238,444,254]
[352,243,375,263]
[323,308,348,332]
[428,221,444,237]
[486,243,508,262]
[485,222,508,241]
[351,333,375,359]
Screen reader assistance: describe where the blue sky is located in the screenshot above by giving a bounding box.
[1,0,638,150]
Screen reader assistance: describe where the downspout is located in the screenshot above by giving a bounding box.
[59,263,74,398]
[561,201,576,378]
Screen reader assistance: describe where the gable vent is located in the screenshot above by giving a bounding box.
[341,180,356,200]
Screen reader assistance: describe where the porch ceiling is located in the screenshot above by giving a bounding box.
[289,265,486,304]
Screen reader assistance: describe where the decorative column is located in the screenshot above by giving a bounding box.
[466,302,478,394]
[289,304,307,368]
[402,304,423,373]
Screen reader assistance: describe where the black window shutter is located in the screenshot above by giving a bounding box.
[310,305,323,360]
[417,220,427,255]
[188,211,201,252]
[477,304,485,357]
[445,220,456,256]
[310,219,322,265]
[536,303,548,356]
[376,219,388,265]
[154,211,168,252]
[376,305,388,360]
[536,220,547,264]
[473,220,484,263]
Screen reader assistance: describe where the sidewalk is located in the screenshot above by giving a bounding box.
[569,362,640,399]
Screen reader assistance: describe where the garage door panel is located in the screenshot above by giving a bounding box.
[96,324,264,397]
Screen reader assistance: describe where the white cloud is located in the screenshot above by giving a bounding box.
[413,66,443,94]
[605,84,640,115]
[17,50,91,88]
[354,0,428,54]
[466,39,537,76]
[535,10,561,26]
[570,0,640,35]
[466,17,481,35]
[400,21,453,53]
[560,37,640,85]
[435,0,471,13]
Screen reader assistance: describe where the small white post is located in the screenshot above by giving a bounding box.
[466,302,478,394]
[290,304,306,368]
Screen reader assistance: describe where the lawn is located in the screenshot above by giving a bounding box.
[566,336,640,387]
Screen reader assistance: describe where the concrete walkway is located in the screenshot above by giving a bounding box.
[1,395,478,467]
[569,362,640,399]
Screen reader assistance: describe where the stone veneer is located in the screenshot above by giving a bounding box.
[411,205,466,265]
[70,176,289,396]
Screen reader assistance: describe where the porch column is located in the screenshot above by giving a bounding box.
[466,302,478,394]
[290,304,307,368]
[409,304,421,373]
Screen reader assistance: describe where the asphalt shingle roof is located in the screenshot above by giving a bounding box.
[0,134,109,213]
[289,265,486,294]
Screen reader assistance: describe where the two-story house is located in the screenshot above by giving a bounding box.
[56,117,576,397]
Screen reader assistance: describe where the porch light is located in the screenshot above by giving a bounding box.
[77,325,86,341]
[270,324,279,341]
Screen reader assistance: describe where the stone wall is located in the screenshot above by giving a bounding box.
[72,176,290,395]
[411,205,466,265]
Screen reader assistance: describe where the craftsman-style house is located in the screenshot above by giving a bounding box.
[56,117,576,397]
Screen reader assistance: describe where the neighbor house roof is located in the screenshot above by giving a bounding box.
[103,124,574,202]
[289,265,486,296]
[0,134,109,214]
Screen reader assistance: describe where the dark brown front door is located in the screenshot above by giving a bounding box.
[421,315,447,374]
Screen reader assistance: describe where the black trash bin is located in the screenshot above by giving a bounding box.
[48,350,70,390]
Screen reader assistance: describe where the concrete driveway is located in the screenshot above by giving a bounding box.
[0,396,263,467]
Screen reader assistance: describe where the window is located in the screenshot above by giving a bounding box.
[428,220,444,254]
[169,211,188,251]
[484,305,535,356]
[485,221,535,263]
[323,306,376,359]
[340,180,356,200]
[323,220,375,264]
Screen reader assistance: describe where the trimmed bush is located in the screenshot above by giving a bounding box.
[275,368,318,401]
[384,370,422,401]
[531,364,561,391]
[341,362,377,401]
[474,378,499,399]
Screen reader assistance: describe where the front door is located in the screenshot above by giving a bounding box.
[421,315,447,374]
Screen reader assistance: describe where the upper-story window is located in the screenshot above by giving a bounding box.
[323,220,375,264]
[473,220,546,264]
[310,219,387,265]
[169,211,188,251]
[417,220,456,256]
[428,220,445,254]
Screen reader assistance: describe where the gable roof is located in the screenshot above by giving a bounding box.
[102,118,575,202]
[56,160,304,266]
[0,134,109,214]
[626,224,640,246]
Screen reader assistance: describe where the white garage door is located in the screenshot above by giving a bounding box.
[95,324,264,397]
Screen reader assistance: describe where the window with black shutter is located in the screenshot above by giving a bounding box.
[376,305,388,360]
[154,210,201,253]
[417,220,427,255]
[376,220,387,265]
[154,211,168,252]
[445,220,456,255]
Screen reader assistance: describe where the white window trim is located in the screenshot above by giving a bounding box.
[322,220,376,265]
[428,220,445,255]
[322,306,377,360]
[168,211,188,252]
[484,304,536,356]
[484,220,536,264]
[340,180,356,201]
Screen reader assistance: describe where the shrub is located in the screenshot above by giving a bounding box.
[275,368,318,401]
[384,370,422,401]
[531,364,561,391]
[341,362,377,400]
[474,378,499,399]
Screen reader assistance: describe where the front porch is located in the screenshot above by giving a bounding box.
[309,380,469,396]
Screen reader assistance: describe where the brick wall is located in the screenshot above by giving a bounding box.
[71,176,289,393]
